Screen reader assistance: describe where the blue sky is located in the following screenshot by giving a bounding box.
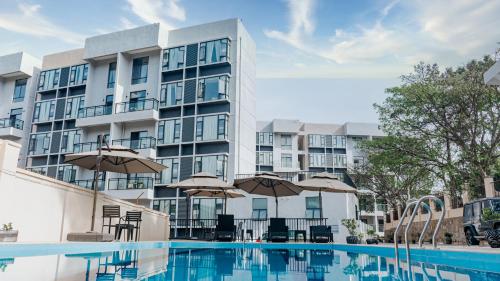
[1,0,499,123]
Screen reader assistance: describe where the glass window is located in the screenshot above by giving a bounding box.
[353,156,365,168]
[10,108,22,120]
[162,47,185,71]
[333,135,347,148]
[335,154,347,168]
[61,130,82,153]
[57,165,77,183]
[281,135,292,150]
[38,69,60,91]
[153,199,177,217]
[131,57,148,84]
[69,64,89,86]
[160,82,183,107]
[192,198,224,220]
[65,96,85,119]
[194,155,228,181]
[156,158,179,185]
[309,153,325,167]
[107,62,116,88]
[199,38,230,65]
[308,135,325,148]
[281,153,293,168]
[257,152,273,166]
[158,119,181,144]
[33,100,56,123]
[196,114,228,141]
[305,196,321,218]
[252,198,267,219]
[197,75,229,102]
[13,78,27,102]
[28,133,51,155]
[257,132,273,146]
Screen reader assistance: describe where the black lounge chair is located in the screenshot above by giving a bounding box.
[116,211,142,241]
[267,218,289,242]
[310,225,333,243]
[102,205,121,235]
[214,214,236,241]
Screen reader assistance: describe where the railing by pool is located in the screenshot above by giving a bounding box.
[0,118,24,130]
[115,99,159,113]
[78,104,112,118]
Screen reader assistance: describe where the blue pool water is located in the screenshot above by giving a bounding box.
[0,242,499,280]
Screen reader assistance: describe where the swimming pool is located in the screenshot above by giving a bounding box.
[0,241,499,280]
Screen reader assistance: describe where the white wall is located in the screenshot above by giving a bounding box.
[0,140,169,242]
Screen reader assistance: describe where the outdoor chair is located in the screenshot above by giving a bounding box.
[101,205,121,235]
[214,214,236,241]
[267,218,289,242]
[115,211,142,241]
[309,225,333,243]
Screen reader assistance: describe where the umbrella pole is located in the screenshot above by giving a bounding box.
[90,134,103,232]
[319,189,323,220]
[275,196,278,217]
[224,191,228,215]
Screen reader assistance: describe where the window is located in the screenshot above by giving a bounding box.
[281,153,293,168]
[199,38,230,65]
[257,152,273,166]
[153,199,177,217]
[13,78,27,102]
[160,82,183,107]
[194,155,228,181]
[156,158,179,185]
[38,69,60,91]
[353,156,365,168]
[69,64,89,86]
[198,75,229,102]
[196,114,228,141]
[28,133,51,155]
[305,196,321,218]
[107,62,116,88]
[281,135,292,150]
[65,96,85,119]
[257,132,273,146]
[333,135,346,148]
[61,130,82,153]
[162,47,185,71]
[131,57,148,84]
[308,135,325,148]
[33,100,56,123]
[27,167,47,176]
[158,119,181,144]
[57,165,77,183]
[309,153,325,167]
[10,108,22,121]
[351,136,364,148]
[252,198,267,219]
[335,154,347,168]
[192,198,224,220]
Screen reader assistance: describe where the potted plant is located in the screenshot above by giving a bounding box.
[0,223,18,242]
[444,232,453,244]
[366,229,379,244]
[342,219,360,244]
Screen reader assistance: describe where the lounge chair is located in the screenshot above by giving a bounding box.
[102,205,121,235]
[115,211,142,241]
[310,225,332,243]
[214,214,236,241]
[267,218,289,242]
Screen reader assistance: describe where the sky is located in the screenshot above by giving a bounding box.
[1,0,499,124]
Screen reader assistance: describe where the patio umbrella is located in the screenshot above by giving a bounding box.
[184,189,245,214]
[297,172,357,219]
[64,135,167,232]
[233,172,302,217]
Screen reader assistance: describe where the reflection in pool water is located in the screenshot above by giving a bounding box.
[0,247,499,280]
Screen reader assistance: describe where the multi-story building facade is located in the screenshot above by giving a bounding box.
[0,52,40,168]
[252,119,386,236]
[18,19,255,209]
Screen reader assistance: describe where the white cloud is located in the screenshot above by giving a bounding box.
[0,3,85,45]
[126,0,185,30]
[120,17,137,29]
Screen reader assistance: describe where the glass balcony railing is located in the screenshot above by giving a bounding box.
[73,179,105,191]
[72,142,98,153]
[0,118,24,130]
[112,137,156,150]
[78,105,112,118]
[115,99,158,114]
[108,177,153,190]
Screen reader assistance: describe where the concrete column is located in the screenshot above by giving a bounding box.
[0,140,21,177]
[484,177,495,198]
[462,183,470,204]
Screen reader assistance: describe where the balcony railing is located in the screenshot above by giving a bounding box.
[78,104,112,118]
[73,179,105,191]
[108,177,153,190]
[72,142,98,153]
[112,137,156,150]
[0,118,24,130]
[236,171,347,183]
[115,99,158,114]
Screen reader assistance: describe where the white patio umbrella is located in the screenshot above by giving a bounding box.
[297,172,357,219]
[64,135,167,232]
[233,172,302,217]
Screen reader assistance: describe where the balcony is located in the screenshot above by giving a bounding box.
[0,118,24,140]
[113,99,159,123]
[73,179,105,191]
[104,177,154,200]
[76,105,113,128]
[112,137,156,158]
